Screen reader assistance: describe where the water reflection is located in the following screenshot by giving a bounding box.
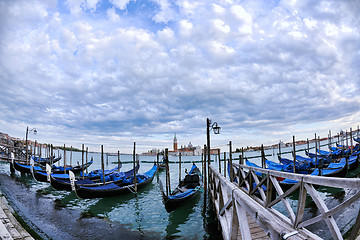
[165,194,200,238]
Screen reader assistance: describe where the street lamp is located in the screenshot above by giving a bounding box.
[25,126,37,164]
[204,118,221,209]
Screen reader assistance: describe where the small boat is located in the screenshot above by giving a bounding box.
[158,160,166,171]
[34,156,62,165]
[80,163,123,180]
[160,164,202,213]
[13,160,44,174]
[50,164,139,191]
[32,159,94,182]
[51,159,94,174]
[72,164,158,199]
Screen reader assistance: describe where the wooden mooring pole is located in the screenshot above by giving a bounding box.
[223,152,226,178]
[203,145,207,213]
[178,153,182,183]
[63,144,66,174]
[86,147,88,174]
[218,149,221,174]
[165,148,170,195]
[133,142,137,193]
[101,145,105,184]
[81,144,84,178]
[229,141,233,182]
[293,136,296,173]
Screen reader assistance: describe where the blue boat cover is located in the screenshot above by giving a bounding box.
[168,188,198,200]
[17,162,43,171]
[80,182,121,190]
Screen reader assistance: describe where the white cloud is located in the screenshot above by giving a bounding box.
[0,0,359,153]
[107,7,120,22]
[110,0,131,10]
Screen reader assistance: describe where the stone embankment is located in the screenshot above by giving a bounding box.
[0,192,34,240]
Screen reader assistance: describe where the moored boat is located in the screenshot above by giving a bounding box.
[160,163,202,213]
[72,164,158,199]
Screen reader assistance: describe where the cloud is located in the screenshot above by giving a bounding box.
[0,0,359,153]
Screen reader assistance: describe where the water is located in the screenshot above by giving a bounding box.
[1,141,359,239]
[0,153,222,240]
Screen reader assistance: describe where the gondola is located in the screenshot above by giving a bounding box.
[80,163,123,180]
[32,159,94,182]
[50,164,139,191]
[160,164,202,213]
[71,164,158,199]
[51,159,94,174]
[13,160,44,174]
[34,156,62,165]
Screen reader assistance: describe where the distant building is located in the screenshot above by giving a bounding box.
[169,134,202,156]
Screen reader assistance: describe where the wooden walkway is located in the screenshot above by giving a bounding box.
[0,192,34,240]
[208,163,360,240]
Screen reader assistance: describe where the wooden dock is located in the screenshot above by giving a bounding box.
[208,163,360,240]
[0,191,34,240]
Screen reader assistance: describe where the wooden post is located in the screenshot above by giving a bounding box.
[318,136,321,151]
[218,149,221,173]
[329,130,332,150]
[70,146,73,166]
[165,148,169,195]
[261,144,265,169]
[346,130,349,149]
[81,144,84,178]
[203,144,207,213]
[63,144,66,174]
[307,138,309,155]
[278,142,281,159]
[133,142,137,193]
[201,152,204,180]
[118,150,120,170]
[86,147,88,174]
[241,147,244,165]
[178,153,182,183]
[156,152,159,182]
[50,144,53,166]
[25,127,29,165]
[101,145,105,184]
[39,145,42,164]
[34,141,37,159]
[203,145,207,196]
[293,136,296,173]
[223,152,226,178]
[106,152,108,165]
[229,141,233,182]
[350,127,353,154]
[315,133,318,169]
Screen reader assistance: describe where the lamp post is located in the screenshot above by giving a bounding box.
[25,126,37,164]
[204,118,220,210]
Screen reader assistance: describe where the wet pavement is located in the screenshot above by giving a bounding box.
[0,190,34,239]
[0,172,160,240]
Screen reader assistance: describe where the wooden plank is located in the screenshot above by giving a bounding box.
[299,191,360,228]
[235,203,252,240]
[270,176,296,224]
[233,163,360,190]
[294,179,307,228]
[305,184,342,240]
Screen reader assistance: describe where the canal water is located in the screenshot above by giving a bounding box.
[0,141,359,240]
[0,152,223,240]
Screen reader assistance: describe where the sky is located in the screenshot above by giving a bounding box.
[0,0,360,154]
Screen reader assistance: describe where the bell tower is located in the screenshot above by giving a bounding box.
[173,133,178,151]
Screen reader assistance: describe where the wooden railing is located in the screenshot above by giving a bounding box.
[208,164,360,240]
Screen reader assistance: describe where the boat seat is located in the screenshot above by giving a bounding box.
[183,174,200,189]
